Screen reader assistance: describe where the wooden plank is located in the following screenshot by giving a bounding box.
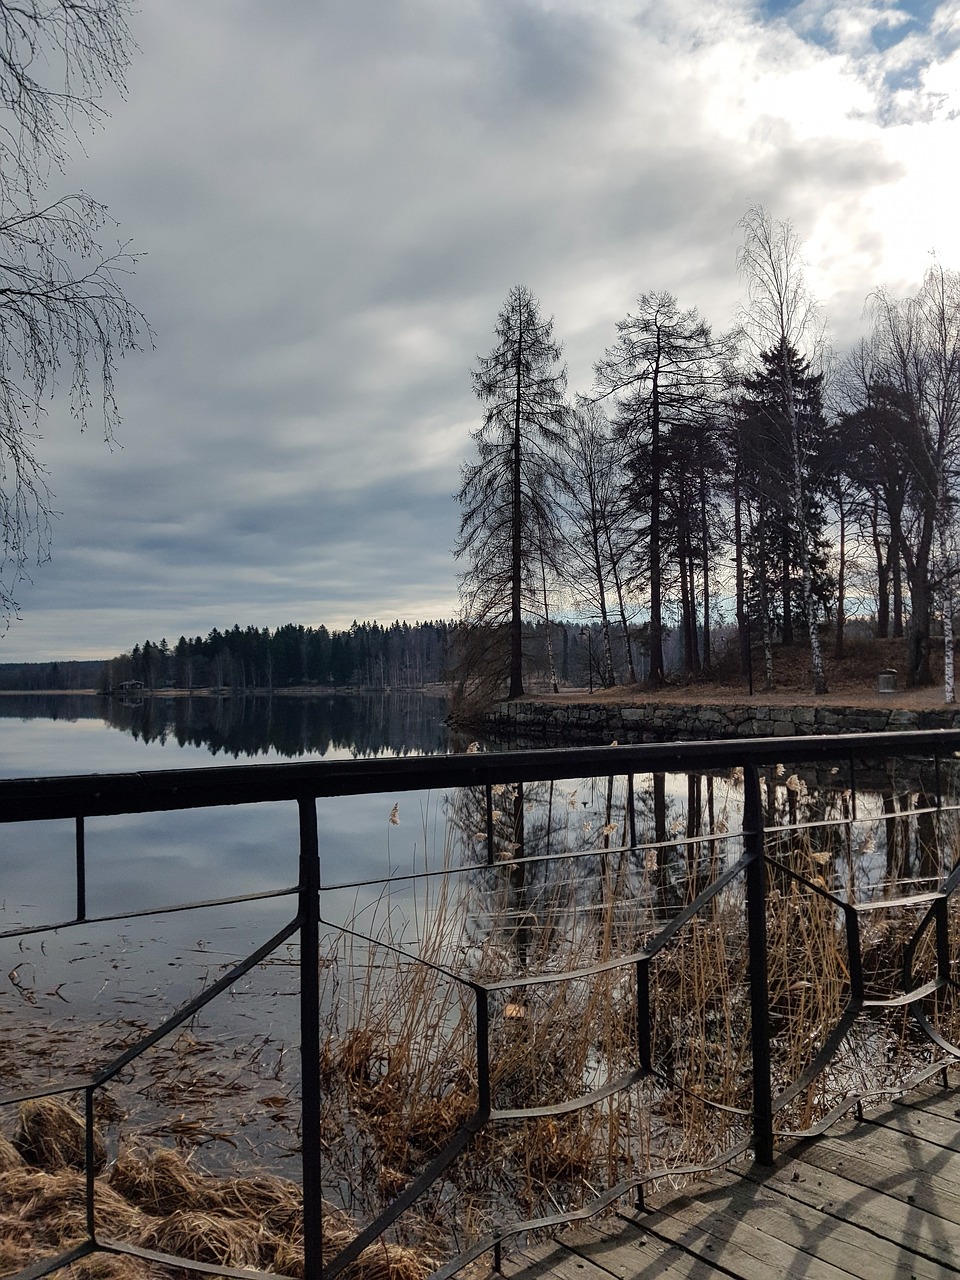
[869,1102,960,1152]
[558,1220,731,1279]
[501,1239,621,1280]
[817,1114,960,1189]
[621,1186,857,1280]
[710,1176,952,1279]
[797,1135,960,1226]
[893,1083,960,1124]
[502,1225,727,1280]
[744,1154,960,1272]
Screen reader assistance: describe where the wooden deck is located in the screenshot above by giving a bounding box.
[502,1082,960,1279]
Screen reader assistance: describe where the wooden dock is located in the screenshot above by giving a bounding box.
[502,1082,960,1279]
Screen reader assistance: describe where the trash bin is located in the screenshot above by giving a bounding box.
[877,669,897,693]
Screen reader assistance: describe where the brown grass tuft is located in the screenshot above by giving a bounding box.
[14,1098,106,1173]
[12,1168,144,1245]
[65,1252,154,1280]
[0,1132,23,1174]
[138,1207,264,1269]
[109,1146,208,1215]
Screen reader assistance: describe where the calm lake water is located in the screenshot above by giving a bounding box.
[0,691,476,1167]
[2,691,955,1186]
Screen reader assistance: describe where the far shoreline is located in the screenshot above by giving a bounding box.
[0,683,452,698]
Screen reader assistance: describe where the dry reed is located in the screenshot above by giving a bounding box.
[14,1098,106,1172]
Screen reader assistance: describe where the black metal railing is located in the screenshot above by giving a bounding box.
[3,728,960,1279]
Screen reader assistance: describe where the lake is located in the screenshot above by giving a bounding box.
[3,690,957,1266]
[0,691,470,1163]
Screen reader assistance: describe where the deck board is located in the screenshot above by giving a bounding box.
[500,1083,960,1280]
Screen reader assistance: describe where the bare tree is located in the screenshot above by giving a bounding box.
[863,265,960,688]
[594,290,729,687]
[737,203,828,693]
[554,403,632,687]
[0,1,148,620]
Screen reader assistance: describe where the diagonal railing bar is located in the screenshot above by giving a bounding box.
[491,1066,650,1122]
[5,728,960,1280]
[92,916,301,1088]
[1,1078,95,1108]
[12,1241,96,1280]
[863,976,946,1008]
[854,891,943,912]
[93,1238,294,1280]
[770,1004,862,1116]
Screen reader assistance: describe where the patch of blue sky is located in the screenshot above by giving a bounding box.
[760,1,958,106]
[760,0,938,51]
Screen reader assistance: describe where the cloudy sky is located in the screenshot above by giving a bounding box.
[4,0,960,661]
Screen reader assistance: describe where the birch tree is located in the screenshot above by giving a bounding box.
[0,1,149,620]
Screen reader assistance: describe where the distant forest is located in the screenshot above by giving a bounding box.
[0,618,619,692]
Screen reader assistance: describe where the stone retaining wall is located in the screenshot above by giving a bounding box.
[474,698,960,743]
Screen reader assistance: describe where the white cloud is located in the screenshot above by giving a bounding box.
[4,0,960,660]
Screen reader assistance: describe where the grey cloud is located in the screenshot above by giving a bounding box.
[0,0,945,660]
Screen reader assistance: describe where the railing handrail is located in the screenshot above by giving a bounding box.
[3,726,960,821]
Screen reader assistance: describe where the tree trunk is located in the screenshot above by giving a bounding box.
[734,470,751,686]
[903,510,935,686]
[700,470,712,672]
[891,520,904,639]
[590,518,616,686]
[780,532,793,645]
[944,574,955,704]
[834,487,846,660]
[941,516,955,704]
[648,358,665,686]
[509,314,524,699]
[537,524,559,693]
[869,498,890,638]
[604,519,637,683]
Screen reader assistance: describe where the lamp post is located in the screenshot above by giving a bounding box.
[579,626,594,693]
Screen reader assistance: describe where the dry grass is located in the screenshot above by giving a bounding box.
[14,1098,107,1173]
[0,1112,436,1279]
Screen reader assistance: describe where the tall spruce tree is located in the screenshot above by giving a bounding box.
[455,286,567,699]
[737,344,833,656]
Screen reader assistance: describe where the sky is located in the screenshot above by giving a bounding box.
[4,0,960,662]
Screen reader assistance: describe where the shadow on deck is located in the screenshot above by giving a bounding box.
[503,1079,960,1279]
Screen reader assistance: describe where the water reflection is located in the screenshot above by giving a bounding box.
[0,690,456,760]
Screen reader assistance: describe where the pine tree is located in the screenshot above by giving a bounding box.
[455,285,567,700]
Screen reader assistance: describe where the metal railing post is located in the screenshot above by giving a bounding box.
[743,764,774,1165]
[298,796,323,1279]
[76,815,86,921]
